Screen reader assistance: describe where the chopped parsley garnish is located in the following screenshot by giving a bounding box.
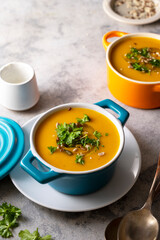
[141,48,150,57]
[48,146,57,154]
[77,114,90,125]
[80,136,100,149]
[131,62,150,73]
[149,59,160,67]
[105,133,109,136]
[126,53,138,61]
[126,47,150,60]
[48,114,107,164]
[76,154,85,165]
[93,130,102,139]
[125,47,160,74]
[126,47,139,60]
[56,122,83,147]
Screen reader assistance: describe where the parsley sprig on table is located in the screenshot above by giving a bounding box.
[48,114,103,164]
[0,202,21,238]
[0,203,53,239]
[19,228,52,240]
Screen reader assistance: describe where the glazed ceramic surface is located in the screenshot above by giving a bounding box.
[0,62,39,111]
[0,117,24,180]
[103,0,160,25]
[102,31,160,109]
[20,99,129,195]
[10,115,141,211]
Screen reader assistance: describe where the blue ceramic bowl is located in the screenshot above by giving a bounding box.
[20,99,129,195]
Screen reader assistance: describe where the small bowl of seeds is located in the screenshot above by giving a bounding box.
[103,0,160,25]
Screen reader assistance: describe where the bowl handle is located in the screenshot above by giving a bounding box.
[20,150,64,184]
[102,31,128,51]
[95,99,129,126]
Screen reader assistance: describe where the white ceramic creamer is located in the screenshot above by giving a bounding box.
[0,62,40,111]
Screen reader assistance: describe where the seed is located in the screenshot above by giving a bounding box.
[98,152,105,157]
[114,0,156,19]
[73,148,78,152]
[64,149,73,156]
[80,147,87,151]
[56,122,59,128]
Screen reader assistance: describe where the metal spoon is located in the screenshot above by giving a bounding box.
[105,217,122,240]
[104,153,160,240]
[118,153,160,240]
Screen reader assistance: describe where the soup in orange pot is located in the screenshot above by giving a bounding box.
[111,37,160,82]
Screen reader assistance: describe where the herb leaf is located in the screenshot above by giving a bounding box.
[48,146,57,154]
[65,131,82,146]
[149,59,160,67]
[0,203,53,239]
[0,219,13,238]
[131,62,150,73]
[0,203,21,238]
[19,228,52,240]
[125,47,160,74]
[77,114,90,125]
[80,136,100,149]
[126,48,138,60]
[93,131,102,139]
[76,154,85,165]
[48,114,106,165]
[0,202,21,219]
[105,133,109,136]
[126,47,150,60]
[141,48,150,57]
[56,123,83,147]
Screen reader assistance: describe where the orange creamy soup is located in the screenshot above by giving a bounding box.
[35,108,120,172]
[110,37,160,82]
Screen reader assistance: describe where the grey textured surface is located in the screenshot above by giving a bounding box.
[0,0,160,239]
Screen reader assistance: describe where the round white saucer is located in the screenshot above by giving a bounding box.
[103,0,160,25]
[10,116,141,212]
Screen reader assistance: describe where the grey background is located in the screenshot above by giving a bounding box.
[0,0,160,239]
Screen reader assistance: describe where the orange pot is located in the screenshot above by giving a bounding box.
[102,31,160,109]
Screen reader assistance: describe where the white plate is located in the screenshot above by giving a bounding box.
[10,116,141,212]
[103,0,160,25]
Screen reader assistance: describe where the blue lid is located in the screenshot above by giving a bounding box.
[0,117,24,180]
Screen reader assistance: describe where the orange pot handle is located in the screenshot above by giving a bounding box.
[102,31,128,51]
